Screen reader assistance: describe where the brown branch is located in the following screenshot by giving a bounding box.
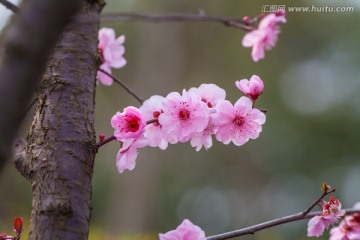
[11,135,30,180]
[207,188,337,240]
[0,0,81,172]
[95,135,116,149]
[101,12,254,31]
[0,0,19,13]
[207,208,360,240]
[98,69,144,104]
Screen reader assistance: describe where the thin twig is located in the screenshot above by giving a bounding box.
[207,208,360,240]
[95,135,116,149]
[0,0,19,13]
[303,188,336,215]
[98,69,144,104]
[207,188,337,240]
[101,12,254,31]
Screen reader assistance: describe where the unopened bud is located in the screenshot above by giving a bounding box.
[99,134,105,142]
[242,16,251,24]
[321,182,332,193]
[14,217,23,236]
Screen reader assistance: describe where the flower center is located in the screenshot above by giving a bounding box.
[179,109,190,120]
[329,205,338,215]
[234,116,244,126]
[128,119,140,132]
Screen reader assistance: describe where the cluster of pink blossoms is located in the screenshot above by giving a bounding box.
[242,11,286,62]
[329,203,360,240]
[97,27,127,86]
[307,196,346,238]
[110,75,265,173]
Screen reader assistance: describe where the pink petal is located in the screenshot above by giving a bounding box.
[235,79,251,94]
[307,216,326,237]
[98,28,115,49]
[97,63,113,86]
[110,57,127,69]
[242,30,263,47]
[116,35,126,45]
[251,40,266,62]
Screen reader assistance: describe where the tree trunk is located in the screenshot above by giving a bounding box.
[0,0,81,172]
[27,1,104,239]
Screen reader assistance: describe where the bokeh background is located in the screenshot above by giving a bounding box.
[1,0,360,239]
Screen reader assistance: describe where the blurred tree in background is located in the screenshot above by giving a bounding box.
[0,0,359,239]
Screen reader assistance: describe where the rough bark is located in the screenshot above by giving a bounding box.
[26,1,104,239]
[11,135,30,180]
[0,0,81,172]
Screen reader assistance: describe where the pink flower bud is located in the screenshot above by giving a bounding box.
[242,16,251,24]
[14,217,23,236]
[235,75,264,101]
[99,134,105,142]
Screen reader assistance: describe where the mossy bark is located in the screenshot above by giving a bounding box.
[27,1,104,239]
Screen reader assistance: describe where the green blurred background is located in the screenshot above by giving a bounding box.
[1,0,360,239]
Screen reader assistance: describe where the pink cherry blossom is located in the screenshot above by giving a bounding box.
[190,117,217,151]
[159,90,210,143]
[242,13,286,62]
[116,137,149,173]
[140,95,169,150]
[235,75,264,101]
[111,107,146,141]
[159,219,206,240]
[322,196,346,221]
[329,203,360,240]
[329,218,360,240]
[97,27,127,85]
[189,83,226,108]
[213,97,266,146]
[307,196,346,237]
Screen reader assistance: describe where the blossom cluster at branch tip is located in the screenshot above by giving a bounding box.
[159,219,206,240]
[97,27,127,86]
[110,78,266,174]
[307,196,345,237]
[242,11,286,62]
